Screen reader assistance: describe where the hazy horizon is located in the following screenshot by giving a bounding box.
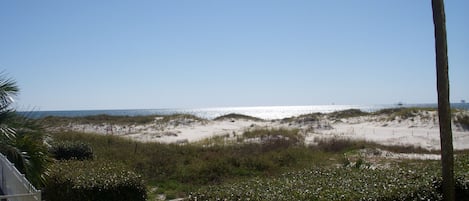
[18,102,469,113]
[2,1,468,111]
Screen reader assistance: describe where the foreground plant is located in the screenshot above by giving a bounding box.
[0,74,49,186]
[45,160,146,201]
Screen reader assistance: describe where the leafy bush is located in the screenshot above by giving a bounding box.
[44,160,146,201]
[50,141,93,160]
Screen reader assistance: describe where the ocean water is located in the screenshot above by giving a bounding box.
[20,103,469,120]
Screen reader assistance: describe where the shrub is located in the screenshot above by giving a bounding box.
[456,114,469,130]
[50,141,93,160]
[44,160,146,201]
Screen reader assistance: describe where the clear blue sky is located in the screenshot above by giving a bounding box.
[1,1,468,110]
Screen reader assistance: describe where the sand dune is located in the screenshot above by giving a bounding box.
[55,110,469,150]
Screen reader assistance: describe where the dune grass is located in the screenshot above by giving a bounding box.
[214,113,264,121]
[39,113,206,127]
[328,109,369,119]
[44,110,469,200]
[313,137,439,154]
[455,113,469,130]
[49,130,335,199]
[48,128,469,199]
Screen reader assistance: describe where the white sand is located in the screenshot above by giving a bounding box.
[65,118,271,144]
[310,122,469,150]
[126,119,271,143]
[60,111,469,150]
[308,112,469,150]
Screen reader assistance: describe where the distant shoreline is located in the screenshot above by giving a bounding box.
[18,103,469,120]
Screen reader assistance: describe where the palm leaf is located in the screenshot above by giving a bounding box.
[0,73,50,187]
[0,75,19,107]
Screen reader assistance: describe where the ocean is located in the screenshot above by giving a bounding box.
[19,103,469,120]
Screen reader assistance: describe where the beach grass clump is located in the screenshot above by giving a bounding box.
[40,114,206,127]
[328,109,369,119]
[44,160,146,201]
[158,114,206,123]
[281,113,321,124]
[374,107,435,120]
[311,137,440,154]
[214,113,263,121]
[314,137,436,154]
[49,141,93,160]
[40,114,161,126]
[241,128,304,146]
[314,137,367,153]
[455,114,469,130]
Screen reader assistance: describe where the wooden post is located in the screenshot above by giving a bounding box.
[431,0,455,200]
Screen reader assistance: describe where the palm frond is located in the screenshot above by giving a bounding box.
[0,75,19,108]
[0,109,17,139]
[0,141,27,173]
[14,133,50,186]
[0,72,50,187]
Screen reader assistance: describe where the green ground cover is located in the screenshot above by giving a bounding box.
[44,110,469,200]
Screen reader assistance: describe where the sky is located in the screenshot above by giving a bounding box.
[1,1,468,111]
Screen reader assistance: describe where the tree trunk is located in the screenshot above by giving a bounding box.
[431,0,454,200]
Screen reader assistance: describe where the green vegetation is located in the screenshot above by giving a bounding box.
[44,160,146,201]
[40,113,206,128]
[328,109,368,119]
[41,108,469,199]
[214,113,263,121]
[0,74,49,187]
[189,155,469,200]
[49,130,334,198]
[50,141,94,160]
[314,137,437,154]
[455,114,469,130]
[47,128,469,199]
[374,107,435,120]
[159,114,207,123]
[40,114,161,126]
[281,113,321,124]
[241,128,304,145]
